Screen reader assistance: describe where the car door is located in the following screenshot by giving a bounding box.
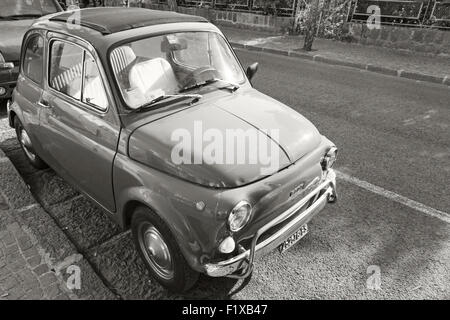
[14,30,46,156]
[38,34,120,212]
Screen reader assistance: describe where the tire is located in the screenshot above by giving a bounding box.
[14,118,48,169]
[131,206,199,292]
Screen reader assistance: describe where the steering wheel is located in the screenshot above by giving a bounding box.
[183,66,220,88]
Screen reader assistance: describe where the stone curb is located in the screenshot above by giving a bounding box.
[230,42,450,87]
[0,149,116,300]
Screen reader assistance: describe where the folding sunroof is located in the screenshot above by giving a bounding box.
[50,7,208,35]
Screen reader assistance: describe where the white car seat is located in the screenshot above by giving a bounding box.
[110,46,137,77]
[129,58,179,98]
[51,62,83,96]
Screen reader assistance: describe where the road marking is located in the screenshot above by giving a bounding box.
[336,170,450,223]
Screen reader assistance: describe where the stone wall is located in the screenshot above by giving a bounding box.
[348,23,450,56]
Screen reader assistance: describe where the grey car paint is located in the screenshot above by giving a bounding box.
[128,88,322,188]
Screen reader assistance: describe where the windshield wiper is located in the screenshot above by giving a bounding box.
[131,94,203,113]
[180,79,240,93]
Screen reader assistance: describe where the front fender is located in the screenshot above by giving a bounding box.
[112,153,232,272]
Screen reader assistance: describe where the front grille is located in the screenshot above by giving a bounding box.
[237,187,326,251]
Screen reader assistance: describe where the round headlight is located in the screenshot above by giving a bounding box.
[321,147,338,170]
[228,201,252,232]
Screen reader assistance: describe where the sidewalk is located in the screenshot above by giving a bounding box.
[221,26,450,86]
[0,119,115,300]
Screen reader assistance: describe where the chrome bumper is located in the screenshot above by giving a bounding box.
[204,169,337,278]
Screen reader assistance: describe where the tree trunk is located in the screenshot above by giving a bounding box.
[168,0,178,11]
[303,0,321,51]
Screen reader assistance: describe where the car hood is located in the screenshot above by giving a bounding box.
[0,20,34,61]
[128,89,322,188]
[213,89,321,162]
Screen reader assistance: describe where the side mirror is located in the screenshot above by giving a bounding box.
[246,62,259,81]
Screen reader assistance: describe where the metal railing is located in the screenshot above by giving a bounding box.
[349,0,450,29]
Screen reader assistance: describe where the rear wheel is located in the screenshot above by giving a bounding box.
[131,206,199,292]
[14,118,48,169]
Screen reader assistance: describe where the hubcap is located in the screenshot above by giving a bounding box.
[139,223,174,280]
[19,127,36,161]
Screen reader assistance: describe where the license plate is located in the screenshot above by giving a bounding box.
[278,224,308,253]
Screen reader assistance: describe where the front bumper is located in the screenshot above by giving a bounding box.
[204,169,337,278]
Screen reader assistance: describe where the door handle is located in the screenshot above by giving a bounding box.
[38,99,50,108]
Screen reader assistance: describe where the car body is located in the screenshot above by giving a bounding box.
[8,7,338,292]
[0,0,62,105]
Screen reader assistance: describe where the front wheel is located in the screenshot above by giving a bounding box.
[14,118,48,169]
[131,206,199,292]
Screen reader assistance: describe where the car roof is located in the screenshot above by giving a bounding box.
[29,7,214,53]
[48,7,208,35]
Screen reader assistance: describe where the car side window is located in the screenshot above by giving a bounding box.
[49,40,83,100]
[82,52,108,111]
[23,35,44,84]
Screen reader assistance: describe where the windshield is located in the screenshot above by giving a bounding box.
[110,31,246,110]
[0,0,59,19]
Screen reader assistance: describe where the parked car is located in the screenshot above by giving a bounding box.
[8,7,338,292]
[0,0,62,109]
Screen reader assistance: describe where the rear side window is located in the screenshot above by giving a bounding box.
[49,41,83,100]
[23,35,44,84]
[48,40,108,111]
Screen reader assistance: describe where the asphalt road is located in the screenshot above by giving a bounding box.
[1,49,449,299]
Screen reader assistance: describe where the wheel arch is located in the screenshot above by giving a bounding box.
[122,199,147,230]
[117,191,206,272]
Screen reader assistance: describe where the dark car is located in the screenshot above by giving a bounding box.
[8,7,338,292]
[0,0,62,108]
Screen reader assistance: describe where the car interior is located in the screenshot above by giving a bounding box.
[49,41,108,110]
[110,33,237,109]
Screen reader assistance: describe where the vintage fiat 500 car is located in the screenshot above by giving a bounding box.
[8,7,338,292]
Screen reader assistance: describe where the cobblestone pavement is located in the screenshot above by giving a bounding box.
[0,208,72,300]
